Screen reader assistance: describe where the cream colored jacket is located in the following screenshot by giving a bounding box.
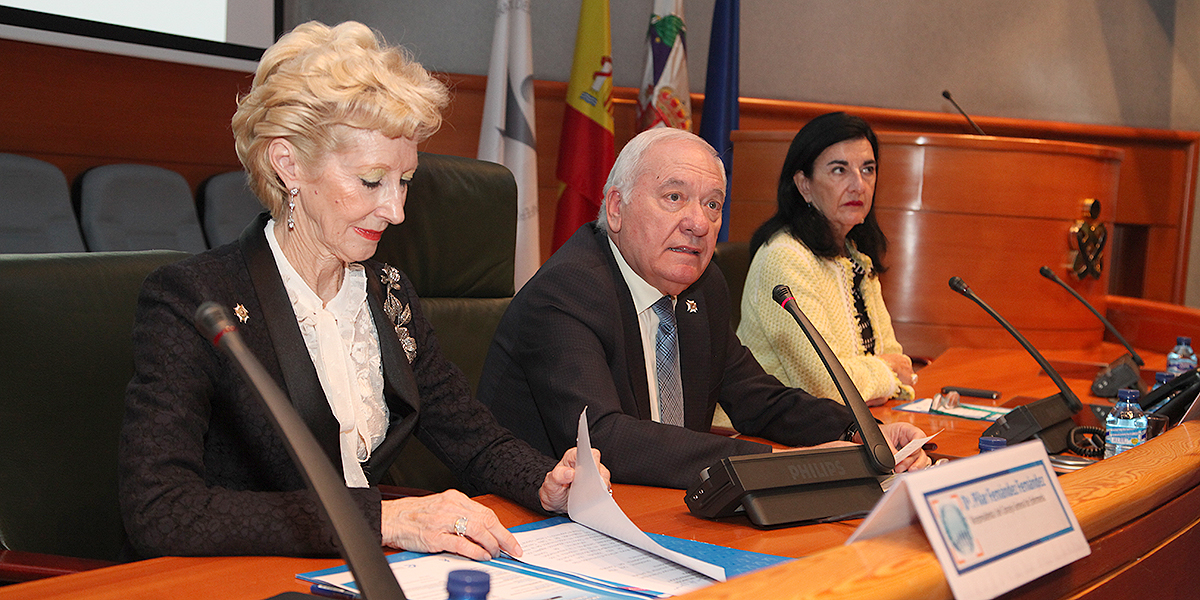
[737,231,912,403]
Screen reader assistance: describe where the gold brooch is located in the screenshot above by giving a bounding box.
[685,299,698,313]
[234,304,250,323]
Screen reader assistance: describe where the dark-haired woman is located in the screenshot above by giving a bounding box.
[737,112,914,406]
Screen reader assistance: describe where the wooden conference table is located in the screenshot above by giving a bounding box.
[3,346,1198,599]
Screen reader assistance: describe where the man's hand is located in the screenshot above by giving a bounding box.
[539,447,610,513]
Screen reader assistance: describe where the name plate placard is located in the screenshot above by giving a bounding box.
[847,441,1089,600]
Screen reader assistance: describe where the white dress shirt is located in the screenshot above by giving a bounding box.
[609,236,679,423]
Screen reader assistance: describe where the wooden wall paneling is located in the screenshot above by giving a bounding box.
[725,130,790,241]
[1105,295,1200,354]
[0,39,250,196]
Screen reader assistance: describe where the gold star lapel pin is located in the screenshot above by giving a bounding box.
[686,299,698,313]
[234,304,250,323]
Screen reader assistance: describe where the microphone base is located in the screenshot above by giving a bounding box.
[739,478,885,529]
[983,393,1077,454]
[1091,353,1147,398]
[686,445,888,528]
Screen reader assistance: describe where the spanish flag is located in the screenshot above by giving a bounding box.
[552,0,614,252]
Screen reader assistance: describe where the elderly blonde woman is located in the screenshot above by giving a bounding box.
[737,113,915,407]
[119,21,604,560]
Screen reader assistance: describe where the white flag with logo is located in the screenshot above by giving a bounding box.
[637,0,691,131]
[479,0,539,291]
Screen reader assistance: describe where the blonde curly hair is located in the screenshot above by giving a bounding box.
[232,21,449,216]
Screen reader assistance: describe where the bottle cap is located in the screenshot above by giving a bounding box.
[1179,336,1192,345]
[1117,388,1141,402]
[447,570,490,598]
[978,436,1007,452]
[1156,372,1172,384]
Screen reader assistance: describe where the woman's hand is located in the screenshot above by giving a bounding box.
[878,353,916,387]
[539,447,609,513]
[381,489,519,560]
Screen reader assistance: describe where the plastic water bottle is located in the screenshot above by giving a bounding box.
[1105,389,1148,459]
[1166,336,1197,376]
[1152,371,1172,391]
[447,569,490,600]
[978,436,1007,453]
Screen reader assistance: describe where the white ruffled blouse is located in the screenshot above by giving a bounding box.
[265,221,387,488]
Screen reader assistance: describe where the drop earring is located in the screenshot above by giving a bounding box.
[288,188,298,231]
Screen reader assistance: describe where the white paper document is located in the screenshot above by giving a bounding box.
[847,441,1090,600]
[515,408,726,590]
[893,429,941,464]
[512,520,713,596]
[309,553,604,600]
[893,397,1011,421]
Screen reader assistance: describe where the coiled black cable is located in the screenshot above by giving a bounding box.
[1067,426,1105,458]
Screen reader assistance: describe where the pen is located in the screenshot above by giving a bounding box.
[941,386,1000,399]
[309,583,361,600]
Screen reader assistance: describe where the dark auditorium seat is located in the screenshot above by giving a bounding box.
[713,240,751,330]
[0,153,86,253]
[0,250,187,582]
[77,164,207,253]
[373,152,519,494]
[198,171,264,247]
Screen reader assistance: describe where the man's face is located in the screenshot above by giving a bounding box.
[607,138,725,297]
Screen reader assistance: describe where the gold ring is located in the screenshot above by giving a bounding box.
[454,516,468,537]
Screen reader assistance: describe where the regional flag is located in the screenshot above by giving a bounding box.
[479,0,539,291]
[637,0,691,132]
[551,0,614,252]
[698,0,739,241]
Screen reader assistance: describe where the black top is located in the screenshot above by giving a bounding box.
[119,213,555,558]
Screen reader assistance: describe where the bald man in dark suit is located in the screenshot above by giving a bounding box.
[478,128,930,489]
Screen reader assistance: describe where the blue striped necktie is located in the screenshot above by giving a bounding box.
[652,295,684,426]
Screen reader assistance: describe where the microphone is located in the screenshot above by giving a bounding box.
[947,277,1081,453]
[1038,266,1145,397]
[941,90,986,136]
[195,302,406,600]
[685,286,897,528]
[773,285,894,473]
[1039,266,1143,367]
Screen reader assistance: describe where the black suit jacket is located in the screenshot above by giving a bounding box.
[119,214,554,558]
[478,224,853,489]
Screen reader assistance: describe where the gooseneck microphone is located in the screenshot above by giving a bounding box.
[949,277,1081,411]
[941,90,986,136]
[773,285,894,474]
[948,277,1082,453]
[1039,266,1143,366]
[195,302,406,600]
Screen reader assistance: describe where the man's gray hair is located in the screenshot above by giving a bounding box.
[596,128,726,231]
